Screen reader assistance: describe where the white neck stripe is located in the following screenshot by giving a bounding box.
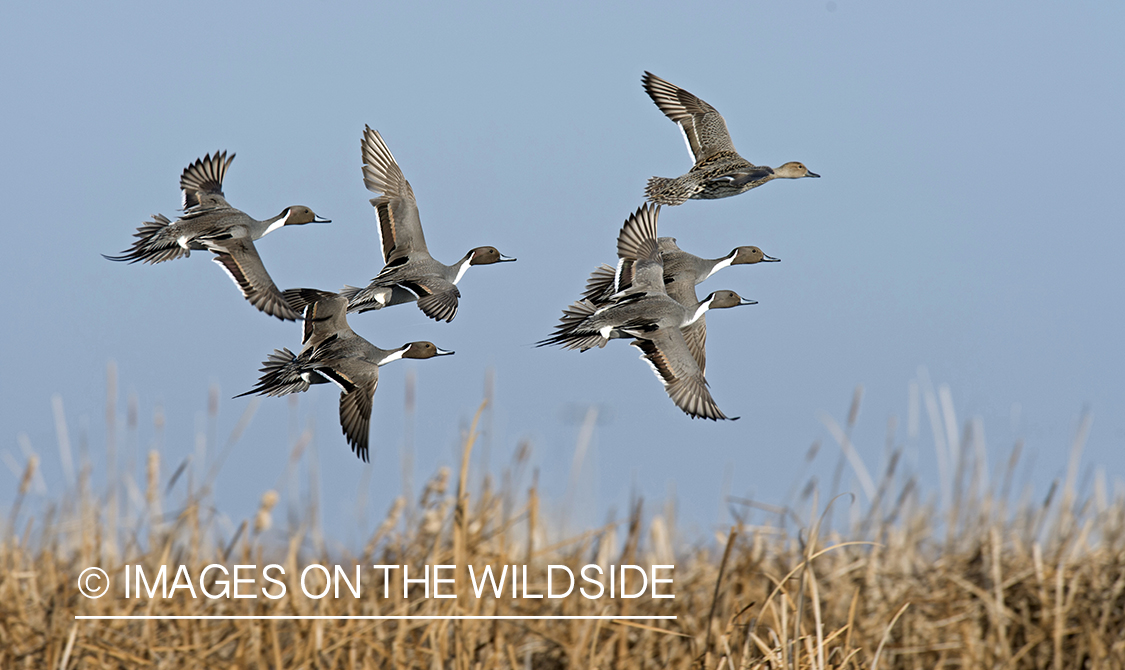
[379,349,406,366]
[704,255,734,281]
[453,257,472,285]
[263,209,291,236]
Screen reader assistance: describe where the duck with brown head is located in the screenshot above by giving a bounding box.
[104,151,330,320]
[238,291,453,462]
[337,127,516,323]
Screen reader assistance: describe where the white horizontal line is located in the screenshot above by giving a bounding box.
[75,615,676,621]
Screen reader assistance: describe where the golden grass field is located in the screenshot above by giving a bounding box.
[2,371,1124,669]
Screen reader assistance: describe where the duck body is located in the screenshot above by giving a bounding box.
[641,71,818,205]
[105,151,330,320]
[339,127,514,322]
[238,292,453,461]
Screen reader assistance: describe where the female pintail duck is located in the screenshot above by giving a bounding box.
[336,127,516,322]
[538,204,753,421]
[237,291,453,462]
[581,240,778,372]
[641,72,819,205]
[104,151,330,320]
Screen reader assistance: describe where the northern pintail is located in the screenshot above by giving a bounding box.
[641,72,819,205]
[105,151,330,320]
[581,240,778,372]
[336,127,515,322]
[538,204,754,420]
[237,291,453,461]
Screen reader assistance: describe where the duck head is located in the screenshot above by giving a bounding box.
[705,290,758,309]
[773,162,820,179]
[281,206,332,225]
[401,342,456,359]
[731,246,780,264]
[468,246,517,265]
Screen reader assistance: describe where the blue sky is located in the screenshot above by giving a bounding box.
[2,2,1123,541]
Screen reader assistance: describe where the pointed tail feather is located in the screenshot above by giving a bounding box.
[103,214,190,264]
[341,283,393,314]
[536,300,610,351]
[282,288,337,315]
[235,348,311,398]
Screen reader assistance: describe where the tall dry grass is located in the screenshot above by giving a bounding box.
[2,366,1124,669]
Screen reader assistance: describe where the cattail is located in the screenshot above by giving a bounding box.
[19,455,37,496]
[254,490,279,534]
[146,450,160,508]
[649,514,673,566]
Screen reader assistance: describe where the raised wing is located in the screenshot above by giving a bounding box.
[642,72,738,163]
[180,151,234,211]
[615,203,664,292]
[361,126,428,263]
[300,292,352,348]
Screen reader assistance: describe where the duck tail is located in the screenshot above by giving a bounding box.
[102,214,190,264]
[281,288,337,315]
[340,283,391,314]
[235,348,310,398]
[536,300,609,351]
[644,176,693,206]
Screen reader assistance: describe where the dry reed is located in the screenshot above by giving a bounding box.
[2,370,1124,669]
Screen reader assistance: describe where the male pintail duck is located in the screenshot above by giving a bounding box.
[641,72,819,205]
[581,240,778,372]
[335,127,515,322]
[104,151,330,320]
[237,291,453,461]
[538,204,753,420]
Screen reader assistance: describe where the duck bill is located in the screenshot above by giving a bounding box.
[738,298,758,306]
[435,347,455,356]
[498,254,517,262]
[805,171,821,178]
[762,254,781,262]
[313,215,332,223]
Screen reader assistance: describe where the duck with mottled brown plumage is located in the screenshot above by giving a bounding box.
[641,71,819,205]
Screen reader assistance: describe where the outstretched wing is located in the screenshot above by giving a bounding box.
[632,328,733,421]
[209,238,301,321]
[316,362,377,463]
[406,278,461,323]
[681,317,707,373]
